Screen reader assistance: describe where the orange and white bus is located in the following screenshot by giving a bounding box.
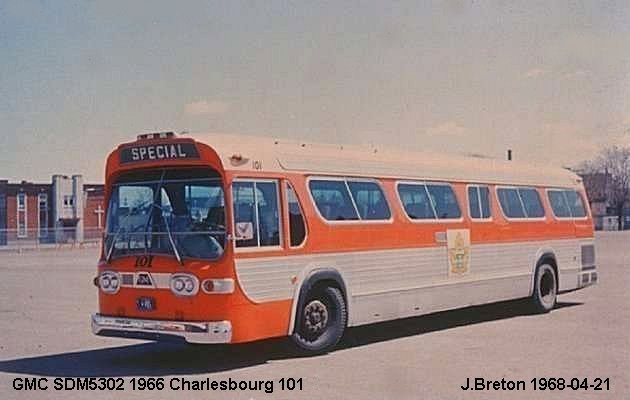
[92,132,597,352]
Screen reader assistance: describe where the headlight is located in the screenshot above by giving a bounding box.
[99,271,121,294]
[170,274,199,296]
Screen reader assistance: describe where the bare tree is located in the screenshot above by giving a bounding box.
[585,146,630,230]
[578,160,609,204]
[603,147,630,229]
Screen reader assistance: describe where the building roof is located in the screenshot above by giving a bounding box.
[190,133,583,188]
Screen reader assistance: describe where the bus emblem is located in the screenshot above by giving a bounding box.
[447,230,471,275]
[136,273,153,286]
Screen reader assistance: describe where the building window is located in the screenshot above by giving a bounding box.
[38,193,48,238]
[63,195,74,207]
[17,193,27,238]
[468,185,492,219]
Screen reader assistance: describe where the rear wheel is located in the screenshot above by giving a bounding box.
[531,263,557,313]
[291,286,347,353]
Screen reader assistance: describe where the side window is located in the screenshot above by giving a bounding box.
[565,190,587,218]
[468,185,491,219]
[256,182,281,246]
[479,186,491,218]
[397,184,435,219]
[286,183,306,247]
[426,184,461,219]
[232,180,281,248]
[548,190,571,218]
[347,181,391,220]
[548,189,587,218]
[232,182,258,247]
[518,188,544,218]
[309,180,359,221]
[497,188,526,218]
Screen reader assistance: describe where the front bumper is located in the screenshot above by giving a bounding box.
[91,314,232,344]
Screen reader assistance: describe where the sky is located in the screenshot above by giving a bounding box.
[1,1,630,183]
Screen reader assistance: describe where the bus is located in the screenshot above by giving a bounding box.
[91,132,597,353]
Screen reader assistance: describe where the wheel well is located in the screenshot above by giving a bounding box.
[537,254,559,289]
[309,279,346,301]
[291,269,349,334]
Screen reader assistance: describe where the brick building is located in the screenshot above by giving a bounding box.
[0,175,104,247]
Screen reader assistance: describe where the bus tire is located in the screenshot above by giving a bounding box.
[531,263,557,313]
[291,286,347,353]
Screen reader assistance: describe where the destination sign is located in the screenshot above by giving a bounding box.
[120,142,200,164]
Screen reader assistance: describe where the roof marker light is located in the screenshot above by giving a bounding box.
[137,131,175,141]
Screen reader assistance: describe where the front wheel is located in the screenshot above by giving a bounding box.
[531,264,557,313]
[291,286,347,353]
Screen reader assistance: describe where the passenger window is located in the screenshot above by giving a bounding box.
[468,187,480,218]
[347,181,391,220]
[309,180,359,221]
[518,188,544,218]
[232,180,281,248]
[497,188,526,218]
[468,185,491,219]
[397,184,435,219]
[565,190,587,218]
[286,183,306,246]
[548,190,571,218]
[426,184,461,219]
[479,186,491,218]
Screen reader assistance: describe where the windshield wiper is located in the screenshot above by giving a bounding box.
[105,203,146,262]
[145,171,183,265]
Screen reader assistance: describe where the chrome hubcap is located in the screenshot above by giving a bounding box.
[304,300,329,335]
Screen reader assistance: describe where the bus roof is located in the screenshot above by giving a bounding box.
[190,133,582,188]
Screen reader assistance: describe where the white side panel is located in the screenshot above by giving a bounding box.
[351,274,531,325]
[234,238,587,327]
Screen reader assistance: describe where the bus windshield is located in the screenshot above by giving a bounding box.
[104,169,226,261]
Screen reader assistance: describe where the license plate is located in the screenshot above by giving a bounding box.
[136,297,155,312]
